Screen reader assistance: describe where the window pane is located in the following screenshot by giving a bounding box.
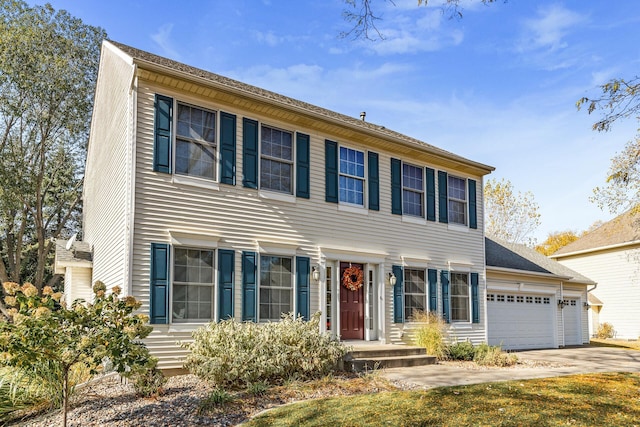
[259,255,293,321]
[176,139,215,179]
[177,104,216,143]
[260,126,293,194]
[450,273,469,322]
[404,269,426,320]
[173,248,214,322]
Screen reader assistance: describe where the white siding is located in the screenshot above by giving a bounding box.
[130,81,489,368]
[83,44,136,292]
[63,267,93,307]
[558,249,640,339]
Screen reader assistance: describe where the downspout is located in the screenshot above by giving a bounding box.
[560,281,564,347]
[126,68,138,297]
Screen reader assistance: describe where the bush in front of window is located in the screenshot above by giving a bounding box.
[182,312,348,390]
[473,343,518,367]
[446,340,476,361]
[410,311,448,360]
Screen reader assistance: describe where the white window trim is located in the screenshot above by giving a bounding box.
[258,123,296,196]
[258,253,295,323]
[447,174,468,226]
[170,245,217,324]
[403,267,428,322]
[173,101,219,182]
[402,215,426,225]
[257,240,300,256]
[338,144,366,207]
[449,271,471,323]
[338,204,368,215]
[401,162,425,219]
[401,256,431,269]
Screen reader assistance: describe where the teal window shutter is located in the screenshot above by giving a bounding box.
[428,268,438,313]
[426,167,436,221]
[219,112,236,185]
[469,179,477,229]
[242,118,258,189]
[391,158,402,215]
[471,272,479,323]
[393,265,404,323]
[296,133,310,198]
[153,95,173,174]
[296,257,311,320]
[325,140,338,203]
[368,151,379,211]
[150,243,170,324]
[242,251,257,322]
[438,171,448,223]
[218,249,235,320]
[441,270,450,323]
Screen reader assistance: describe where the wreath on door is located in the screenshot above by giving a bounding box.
[342,265,364,291]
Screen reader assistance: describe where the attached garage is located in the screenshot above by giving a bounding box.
[485,237,593,350]
[487,291,555,349]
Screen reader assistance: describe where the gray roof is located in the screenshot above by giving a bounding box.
[486,237,595,285]
[552,206,640,257]
[55,239,93,264]
[107,40,494,175]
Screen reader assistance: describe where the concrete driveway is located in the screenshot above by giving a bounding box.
[381,346,640,389]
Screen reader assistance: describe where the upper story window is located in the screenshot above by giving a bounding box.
[259,255,293,321]
[260,125,294,194]
[402,164,424,217]
[175,103,217,180]
[172,247,215,322]
[339,146,365,206]
[448,175,467,225]
[450,272,469,322]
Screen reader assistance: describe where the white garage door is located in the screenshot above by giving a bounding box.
[563,298,582,345]
[487,292,555,350]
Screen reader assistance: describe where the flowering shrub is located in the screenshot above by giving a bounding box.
[0,281,160,426]
[183,313,347,389]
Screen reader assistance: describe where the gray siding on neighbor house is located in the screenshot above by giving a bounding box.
[558,248,640,339]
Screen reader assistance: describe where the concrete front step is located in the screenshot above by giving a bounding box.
[344,345,437,372]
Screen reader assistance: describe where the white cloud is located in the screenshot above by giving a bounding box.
[151,23,181,60]
[518,4,586,52]
[254,30,281,47]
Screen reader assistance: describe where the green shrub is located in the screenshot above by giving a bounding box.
[129,364,167,398]
[247,381,268,396]
[473,343,518,367]
[198,388,234,413]
[183,312,347,389]
[446,341,476,361]
[596,322,615,339]
[411,311,448,360]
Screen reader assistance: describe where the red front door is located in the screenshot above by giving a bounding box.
[340,262,365,340]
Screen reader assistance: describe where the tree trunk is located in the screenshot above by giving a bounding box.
[62,367,69,427]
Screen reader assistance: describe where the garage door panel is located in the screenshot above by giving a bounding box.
[563,298,581,345]
[487,292,555,350]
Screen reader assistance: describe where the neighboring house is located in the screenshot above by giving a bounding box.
[485,237,593,349]
[551,208,640,340]
[55,40,495,369]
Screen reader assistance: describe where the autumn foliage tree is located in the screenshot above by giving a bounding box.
[0,281,160,426]
[484,178,541,247]
[0,1,106,289]
[534,230,580,256]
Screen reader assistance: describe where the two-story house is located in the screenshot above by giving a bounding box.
[56,40,495,369]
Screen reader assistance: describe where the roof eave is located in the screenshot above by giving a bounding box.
[551,239,640,259]
[129,56,495,176]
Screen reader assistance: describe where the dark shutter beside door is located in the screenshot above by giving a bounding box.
[296,257,310,320]
[393,265,404,323]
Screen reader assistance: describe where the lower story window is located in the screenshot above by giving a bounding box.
[172,248,214,322]
[260,255,293,321]
[404,268,426,321]
[450,272,469,322]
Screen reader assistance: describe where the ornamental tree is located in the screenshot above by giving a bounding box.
[0,281,156,427]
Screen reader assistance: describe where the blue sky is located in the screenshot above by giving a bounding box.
[31,0,640,242]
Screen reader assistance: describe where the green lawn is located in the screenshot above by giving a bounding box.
[246,373,640,426]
